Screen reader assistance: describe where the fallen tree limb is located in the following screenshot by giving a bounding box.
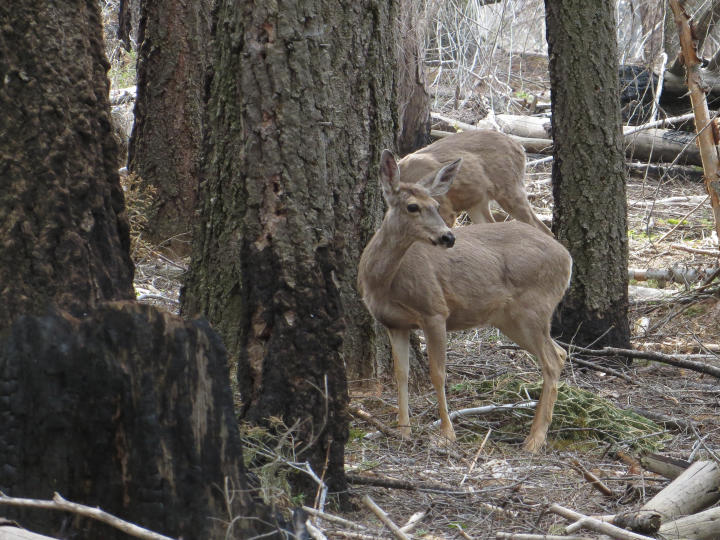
[569,458,616,498]
[360,495,410,540]
[629,265,719,285]
[348,406,405,439]
[548,503,656,540]
[431,402,537,428]
[657,505,720,539]
[561,344,720,379]
[638,453,691,480]
[496,534,593,540]
[0,492,174,540]
[0,523,58,540]
[637,460,720,522]
[347,473,471,494]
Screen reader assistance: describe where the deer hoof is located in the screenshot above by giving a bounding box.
[522,435,545,453]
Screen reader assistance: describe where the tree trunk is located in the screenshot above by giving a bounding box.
[182,0,400,500]
[395,0,431,156]
[0,303,267,539]
[544,0,631,354]
[0,2,276,537]
[0,0,134,330]
[127,0,212,255]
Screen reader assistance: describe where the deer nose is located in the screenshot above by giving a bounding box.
[440,231,455,247]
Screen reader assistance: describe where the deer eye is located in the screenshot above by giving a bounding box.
[407,203,420,213]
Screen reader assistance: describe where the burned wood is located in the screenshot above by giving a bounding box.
[638,453,691,480]
[612,510,662,534]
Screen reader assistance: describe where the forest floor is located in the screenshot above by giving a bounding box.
[134,157,720,539]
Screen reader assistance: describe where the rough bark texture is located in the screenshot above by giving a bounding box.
[128,0,212,255]
[0,303,268,539]
[0,1,134,329]
[182,0,400,499]
[396,0,431,156]
[1,3,279,537]
[118,0,142,50]
[544,0,631,353]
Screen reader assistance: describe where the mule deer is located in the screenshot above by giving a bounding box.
[358,150,572,452]
[398,129,552,235]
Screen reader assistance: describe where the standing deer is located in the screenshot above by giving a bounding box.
[358,149,572,452]
[398,129,553,235]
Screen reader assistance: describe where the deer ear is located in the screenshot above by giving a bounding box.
[379,149,400,197]
[421,158,461,197]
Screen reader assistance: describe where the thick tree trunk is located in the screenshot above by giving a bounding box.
[182,0,399,500]
[1,2,276,537]
[128,0,212,255]
[395,0,431,156]
[0,303,265,539]
[544,0,631,353]
[0,1,134,328]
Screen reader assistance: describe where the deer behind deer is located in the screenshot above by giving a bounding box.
[358,149,572,452]
[398,129,552,235]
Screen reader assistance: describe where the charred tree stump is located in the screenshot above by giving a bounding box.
[0,302,274,539]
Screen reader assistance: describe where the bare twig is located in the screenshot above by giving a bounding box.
[562,344,720,379]
[360,495,411,540]
[569,458,616,497]
[0,491,175,540]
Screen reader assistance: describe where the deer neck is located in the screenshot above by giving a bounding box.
[359,215,417,297]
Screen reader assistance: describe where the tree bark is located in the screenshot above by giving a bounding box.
[0,1,134,330]
[0,303,265,539]
[128,0,213,255]
[182,0,400,500]
[1,2,276,537]
[395,0,431,156]
[544,0,631,354]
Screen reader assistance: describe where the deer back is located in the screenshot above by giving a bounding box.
[398,130,526,224]
[388,221,571,332]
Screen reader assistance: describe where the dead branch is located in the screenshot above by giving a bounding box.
[495,534,594,540]
[629,265,719,286]
[569,458,616,497]
[638,460,720,521]
[0,492,175,540]
[638,453,690,480]
[360,495,410,540]
[626,407,693,432]
[431,402,537,428]
[301,506,369,532]
[398,508,430,534]
[348,406,405,439]
[657,505,720,539]
[669,0,720,241]
[548,504,656,540]
[347,473,471,495]
[669,243,720,256]
[612,510,662,535]
[562,344,720,379]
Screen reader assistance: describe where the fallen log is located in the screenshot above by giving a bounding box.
[657,505,720,539]
[636,460,720,522]
[629,266,719,286]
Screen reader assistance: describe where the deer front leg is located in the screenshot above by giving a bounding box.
[423,316,456,442]
[387,328,411,438]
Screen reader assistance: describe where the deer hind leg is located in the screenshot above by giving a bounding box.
[423,316,456,442]
[387,328,411,438]
[499,323,566,452]
[466,198,494,224]
[495,192,554,237]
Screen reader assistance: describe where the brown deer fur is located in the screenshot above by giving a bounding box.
[358,149,572,452]
[398,129,553,235]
